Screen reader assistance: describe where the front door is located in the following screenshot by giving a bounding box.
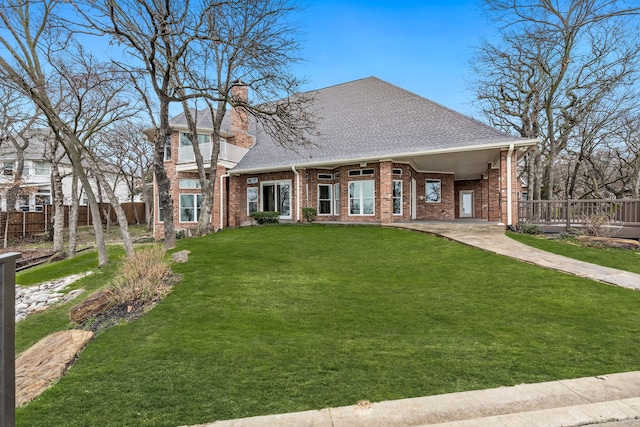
[460,190,474,218]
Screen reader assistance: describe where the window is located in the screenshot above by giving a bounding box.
[158,203,164,222]
[393,180,402,215]
[35,194,51,212]
[333,172,340,179]
[426,179,441,203]
[318,184,332,215]
[3,162,13,176]
[247,187,258,214]
[18,194,29,212]
[247,177,258,184]
[393,168,403,176]
[180,132,210,146]
[164,135,172,161]
[34,161,50,176]
[348,180,374,215]
[334,183,340,215]
[179,179,201,189]
[348,168,375,177]
[317,173,332,180]
[179,194,202,222]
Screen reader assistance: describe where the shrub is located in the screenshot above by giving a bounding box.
[250,211,280,224]
[517,221,540,235]
[110,245,174,305]
[579,205,620,237]
[302,207,317,223]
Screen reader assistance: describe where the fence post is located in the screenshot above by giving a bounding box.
[0,252,20,427]
[566,199,571,231]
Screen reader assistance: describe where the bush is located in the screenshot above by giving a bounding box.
[517,221,540,235]
[110,245,174,305]
[250,211,280,224]
[302,207,317,223]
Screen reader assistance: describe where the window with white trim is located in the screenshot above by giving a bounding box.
[317,173,332,180]
[348,168,375,177]
[393,168,402,176]
[393,180,402,215]
[179,194,202,222]
[35,194,50,212]
[348,180,374,215]
[3,162,13,176]
[158,203,164,222]
[247,187,258,214]
[426,179,441,203]
[34,161,50,176]
[179,179,201,189]
[318,184,332,215]
[334,183,340,215]
[180,132,210,146]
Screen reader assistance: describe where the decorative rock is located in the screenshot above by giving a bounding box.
[172,250,191,263]
[15,272,93,322]
[15,330,94,407]
[70,289,115,323]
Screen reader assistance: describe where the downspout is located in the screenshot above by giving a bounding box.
[292,166,300,222]
[506,144,514,227]
[219,173,229,230]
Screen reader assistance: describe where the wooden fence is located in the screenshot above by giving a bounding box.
[518,199,640,238]
[0,202,147,240]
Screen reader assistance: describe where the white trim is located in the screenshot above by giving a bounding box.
[507,144,514,226]
[411,178,417,219]
[425,179,442,203]
[260,179,293,219]
[178,193,202,223]
[460,190,474,218]
[392,180,402,216]
[247,186,258,216]
[292,166,300,222]
[348,180,375,216]
[334,183,340,216]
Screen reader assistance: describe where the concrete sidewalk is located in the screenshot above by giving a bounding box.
[386,221,640,291]
[184,221,640,427]
[186,371,640,426]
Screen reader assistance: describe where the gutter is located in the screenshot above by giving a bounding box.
[292,166,300,222]
[219,173,230,230]
[506,144,514,227]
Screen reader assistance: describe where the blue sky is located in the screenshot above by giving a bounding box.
[292,0,492,116]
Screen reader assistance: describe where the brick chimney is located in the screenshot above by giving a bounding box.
[230,80,252,149]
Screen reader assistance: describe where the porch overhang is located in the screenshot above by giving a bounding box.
[229,139,537,179]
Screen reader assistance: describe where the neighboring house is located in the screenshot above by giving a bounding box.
[0,129,134,212]
[154,77,537,238]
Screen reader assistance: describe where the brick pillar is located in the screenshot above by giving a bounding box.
[379,161,393,224]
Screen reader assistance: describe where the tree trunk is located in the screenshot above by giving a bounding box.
[157,100,175,249]
[69,173,79,257]
[51,165,65,253]
[87,158,135,257]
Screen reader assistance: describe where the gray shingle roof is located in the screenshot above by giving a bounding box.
[169,108,232,132]
[233,76,529,172]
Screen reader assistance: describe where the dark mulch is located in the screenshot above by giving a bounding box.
[76,274,181,335]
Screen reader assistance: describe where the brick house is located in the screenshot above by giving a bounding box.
[154,77,536,237]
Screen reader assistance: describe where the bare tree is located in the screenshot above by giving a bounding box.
[92,121,153,225]
[0,0,138,265]
[177,0,316,235]
[472,0,640,200]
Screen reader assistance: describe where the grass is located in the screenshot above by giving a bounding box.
[507,232,640,275]
[16,225,640,426]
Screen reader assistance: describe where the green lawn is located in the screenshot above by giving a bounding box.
[17,225,640,427]
[507,232,640,274]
